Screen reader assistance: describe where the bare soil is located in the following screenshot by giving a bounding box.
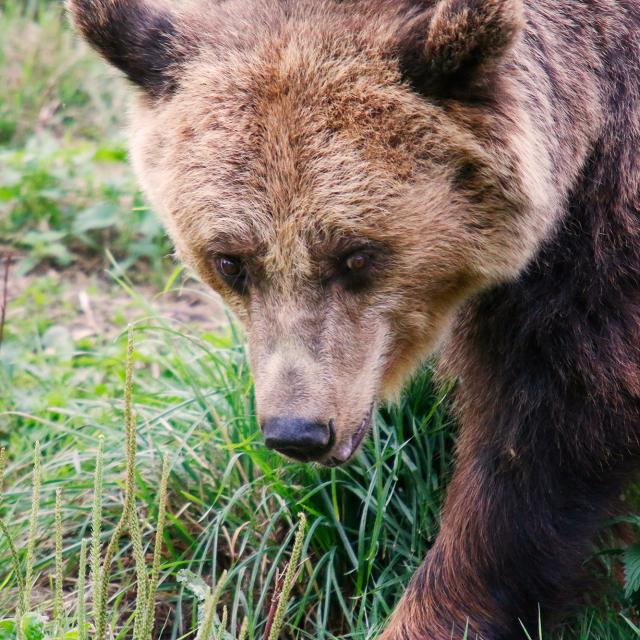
[3,253,227,342]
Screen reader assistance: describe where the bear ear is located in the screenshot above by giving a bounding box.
[402,0,524,96]
[67,0,188,97]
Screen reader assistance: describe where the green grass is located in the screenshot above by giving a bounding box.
[1,0,639,638]
[1,287,455,638]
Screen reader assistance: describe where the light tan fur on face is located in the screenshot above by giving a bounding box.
[77,0,563,464]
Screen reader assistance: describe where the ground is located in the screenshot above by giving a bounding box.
[0,1,638,638]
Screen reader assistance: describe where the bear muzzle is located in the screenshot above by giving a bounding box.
[261,403,375,466]
[262,417,334,462]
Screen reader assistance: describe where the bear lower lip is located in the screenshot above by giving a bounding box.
[278,448,314,462]
[325,404,374,466]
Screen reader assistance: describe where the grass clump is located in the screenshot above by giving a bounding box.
[0,326,310,640]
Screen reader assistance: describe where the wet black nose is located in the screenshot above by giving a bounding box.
[262,417,332,461]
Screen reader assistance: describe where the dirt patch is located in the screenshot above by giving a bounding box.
[2,253,228,342]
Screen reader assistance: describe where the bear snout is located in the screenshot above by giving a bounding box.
[262,416,334,462]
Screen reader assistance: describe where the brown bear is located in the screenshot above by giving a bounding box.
[68,0,640,637]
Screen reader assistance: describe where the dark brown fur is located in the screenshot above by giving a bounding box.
[68,0,640,637]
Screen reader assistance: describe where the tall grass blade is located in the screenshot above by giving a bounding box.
[90,435,105,603]
[53,487,64,629]
[622,614,640,636]
[142,453,171,639]
[24,440,41,610]
[216,606,228,640]
[77,539,88,640]
[238,617,249,640]
[267,512,307,640]
[0,519,26,637]
[129,439,148,640]
[0,447,6,498]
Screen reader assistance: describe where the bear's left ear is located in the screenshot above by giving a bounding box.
[402,0,524,96]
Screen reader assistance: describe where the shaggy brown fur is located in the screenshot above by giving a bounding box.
[68,0,640,637]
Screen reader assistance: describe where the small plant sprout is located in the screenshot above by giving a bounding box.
[196,570,228,640]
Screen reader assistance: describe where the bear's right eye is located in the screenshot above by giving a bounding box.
[215,256,248,293]
[218,256,242,277]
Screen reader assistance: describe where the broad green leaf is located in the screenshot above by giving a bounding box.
[623,544,640,599]
[73,202,119,233]
[93,146,127,163]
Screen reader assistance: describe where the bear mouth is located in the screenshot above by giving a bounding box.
[323,404,374,467]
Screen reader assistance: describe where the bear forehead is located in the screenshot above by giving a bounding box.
[170,9,431,168]
[133,0,494,277]
[147,38,462,243]
[155,0,449,172]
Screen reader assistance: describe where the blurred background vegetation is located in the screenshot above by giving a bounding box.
[0,1,638,638]
[0,0,169,276]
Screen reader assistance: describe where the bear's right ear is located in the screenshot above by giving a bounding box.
[67,0,189,98]
[402,0,524,96]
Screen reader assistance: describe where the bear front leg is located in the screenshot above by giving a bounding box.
[379,439,627,640]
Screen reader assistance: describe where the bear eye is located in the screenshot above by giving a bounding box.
[345,252,370,271]
[215,256,248,293]
[334,249,376,293]
[217,256,243,277]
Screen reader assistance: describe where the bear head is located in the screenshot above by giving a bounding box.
[68,0,557,465]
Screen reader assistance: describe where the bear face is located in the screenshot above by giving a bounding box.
[70,0,556,465]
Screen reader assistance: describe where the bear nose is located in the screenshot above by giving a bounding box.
[262,417,332,461]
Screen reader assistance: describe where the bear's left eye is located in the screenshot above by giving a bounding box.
[345,252,370,271]
[334,250,375,292]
